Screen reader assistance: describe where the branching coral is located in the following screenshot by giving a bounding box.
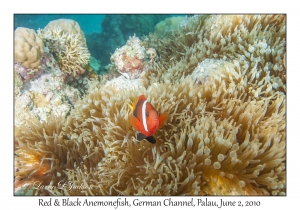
[14,27,44,69]
[38,19,90,77]
[43,19,87,47]
[14,14,286,196]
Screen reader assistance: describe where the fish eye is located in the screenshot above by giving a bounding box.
[146,112,149,117]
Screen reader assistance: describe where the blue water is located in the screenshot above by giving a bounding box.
[14,14,105,35]
[14,14,187,73]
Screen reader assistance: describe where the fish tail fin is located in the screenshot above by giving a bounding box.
[158,112,169,128]
[137,133,156,144]
[145,136,156,144]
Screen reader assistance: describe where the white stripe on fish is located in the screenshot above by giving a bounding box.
[142,100,148,132]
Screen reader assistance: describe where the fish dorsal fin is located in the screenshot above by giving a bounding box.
[133,97,145,119]
[145,136,156,144]
[137,133,147,141]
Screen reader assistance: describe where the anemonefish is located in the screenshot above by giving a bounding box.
[128,95,168,144]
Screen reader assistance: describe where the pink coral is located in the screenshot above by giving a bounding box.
[14,62,44,81]
[121,54,144,73]
[111,35,156,79]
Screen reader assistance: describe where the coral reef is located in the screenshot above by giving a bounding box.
[14,61,44,81]
[110,35,156,79]
[37,19,90,76]
[43,19,87,47]
[14,14,286,196]
[65,74,92,95]
[89,56,101,74]
[14,51,81,126]
[14,27,44,69]
[86,15,171,73]
[14,71,23,95]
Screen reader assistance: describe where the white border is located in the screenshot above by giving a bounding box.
[3,0,297,209]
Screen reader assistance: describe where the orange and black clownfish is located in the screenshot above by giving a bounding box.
[128,95,168,144]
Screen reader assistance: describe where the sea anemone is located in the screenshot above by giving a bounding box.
[15,69,285,195]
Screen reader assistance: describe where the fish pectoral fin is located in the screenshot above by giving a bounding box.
[126,102,133,112]
[158,112,169,128]
[145,136,156,144]
[137,133,147,141]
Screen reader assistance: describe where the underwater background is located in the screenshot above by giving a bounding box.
[14,14,286,196]
[14,14,184,74]
[14,14,106,34]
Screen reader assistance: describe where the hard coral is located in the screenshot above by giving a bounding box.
[110,35,156,79]
[43,19,87,47]
[14,51,81,126]
[14,27,44,69]
[38,19,90,77]
[14,61,44,81]
[14,71,23,95]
